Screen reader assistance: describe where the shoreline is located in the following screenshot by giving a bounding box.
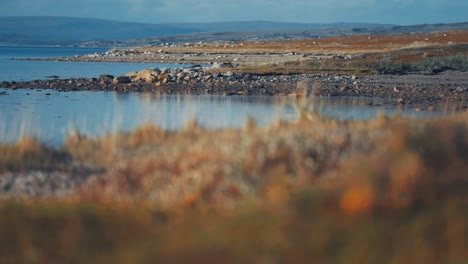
[2,70,467,110]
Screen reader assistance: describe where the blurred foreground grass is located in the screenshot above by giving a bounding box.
[1,110,467,263]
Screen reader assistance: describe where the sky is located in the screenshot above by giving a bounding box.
[1,0,467,25]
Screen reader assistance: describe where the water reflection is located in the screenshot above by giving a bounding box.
[0,88,454,145]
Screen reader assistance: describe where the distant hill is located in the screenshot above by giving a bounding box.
[0,16,201,46]
[0,16,466,47]
[113,22,468,48]
[0,16,388,46]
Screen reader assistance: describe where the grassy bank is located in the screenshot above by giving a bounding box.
[1,109,467,263]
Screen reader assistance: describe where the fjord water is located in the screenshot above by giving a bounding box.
[0,46,187,81]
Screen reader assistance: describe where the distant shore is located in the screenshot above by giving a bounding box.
[3,31,468,110]
[2,69,467,110]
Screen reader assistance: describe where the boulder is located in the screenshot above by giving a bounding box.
[158,74,169,80]
[136,69,159,83]
[125,71,138,78]
[113,76,131,84]
[100,74,114,79]
[146,76,157,83]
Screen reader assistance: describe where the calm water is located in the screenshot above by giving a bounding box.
[0,88,453,145]
[0,46,188,81]
[0,47,455,145]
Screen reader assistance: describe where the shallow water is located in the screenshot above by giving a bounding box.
[0,88,454,145]
[0,46,188,81]
[0,46,457,145]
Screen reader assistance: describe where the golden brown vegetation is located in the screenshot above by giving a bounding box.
[139,30,468,75]
[0,137,69,172]
[1,109,467,263]
[141,30,468,55]
[235,45,468,75]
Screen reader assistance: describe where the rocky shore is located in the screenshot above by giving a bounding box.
[16,45,322,66]
[1,66,467,110]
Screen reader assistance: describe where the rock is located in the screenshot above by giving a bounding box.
[340,86,350,92]
[157,74,169,80]
[176,72,184,80]
[431,66,453,74]
[203,75,213,81]
[397,98,405,105]
[393,87,400,93]
[136,69,159,83]
[243,74,252,82]
[100,74,114,79]
[46,75,59,79]
[113,76,131,84]
[125,71,138,78]
[146,76,157,83]
[211,62,234,69]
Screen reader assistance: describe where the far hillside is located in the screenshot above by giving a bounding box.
[0,16,467,47]
[0,16,389,46]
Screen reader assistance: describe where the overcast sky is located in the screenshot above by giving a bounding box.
[1,0,466,25]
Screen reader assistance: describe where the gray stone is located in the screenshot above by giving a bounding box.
[203,75,213,81]
[100,74,114,79]
[113,76,131,84]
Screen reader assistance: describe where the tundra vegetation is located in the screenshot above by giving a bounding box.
[1,30,468,263]
[1,107,467,263]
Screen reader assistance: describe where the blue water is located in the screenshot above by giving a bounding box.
[0,89,298,145]
[0,46,456,145]
[0,46,108,59]
[0,88,453,146]
[0,46,187,81]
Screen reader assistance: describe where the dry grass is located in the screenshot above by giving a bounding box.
[1,109,467,263]
[0,137,70,172]
[140,30,468,55]
[137,30,468,75]
[233,44,468,75]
